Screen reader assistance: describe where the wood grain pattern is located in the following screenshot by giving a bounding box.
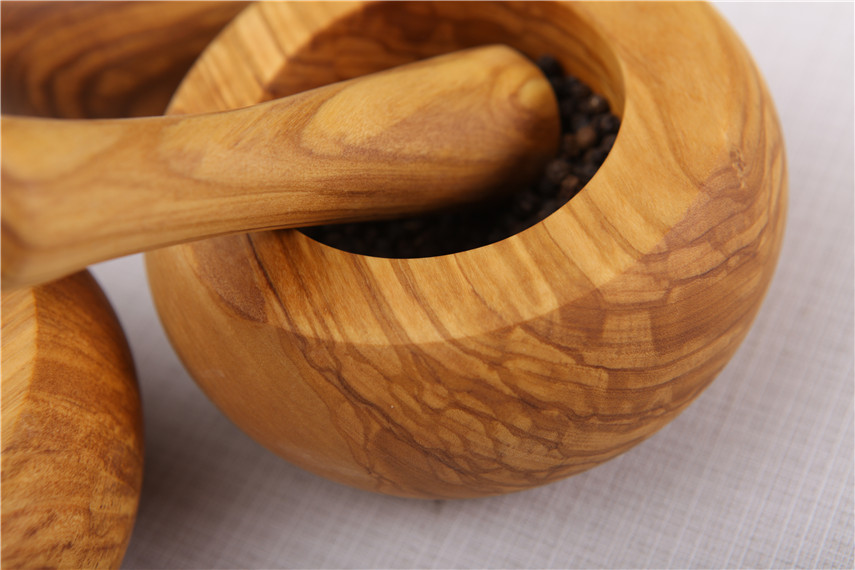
[146,1,787,499]
[0,4,218,565]
[1,46,559,290]
[1,272,144,568]
[1,1,247,119]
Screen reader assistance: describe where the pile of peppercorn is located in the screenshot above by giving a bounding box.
[300,54,620,258]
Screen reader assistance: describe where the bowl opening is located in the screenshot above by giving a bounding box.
[268,2,625,258]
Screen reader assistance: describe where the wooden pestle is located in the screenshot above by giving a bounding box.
[1,45,560,290]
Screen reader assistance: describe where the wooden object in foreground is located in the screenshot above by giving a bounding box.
[0,4,248,565]
[1,272,144,568]
[1,46,559,290]
[147,1,787,499]
[0,1,248,119]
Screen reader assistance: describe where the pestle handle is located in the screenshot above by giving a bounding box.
[1,45,559,290]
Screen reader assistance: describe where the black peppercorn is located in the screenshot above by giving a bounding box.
[574,125,598,150]
[545,159,573,185]
[535,54,563,79]
[594,113,620,135]
[558,175,582,201]
[582,94,609,114]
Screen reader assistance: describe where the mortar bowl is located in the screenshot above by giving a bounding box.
[146,1,787,499]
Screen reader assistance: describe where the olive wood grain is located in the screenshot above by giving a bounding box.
[1,271,144,568]
[2,46,559,290]
[146,1,787,499]
[0,5,212,565]
[1,1,248,119]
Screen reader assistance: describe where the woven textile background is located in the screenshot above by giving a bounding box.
[88,3,854,568]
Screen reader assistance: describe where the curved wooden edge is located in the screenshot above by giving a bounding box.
[1,1,248,118]
[1,272,144,568]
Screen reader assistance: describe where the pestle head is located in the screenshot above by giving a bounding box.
[306,44,563,212]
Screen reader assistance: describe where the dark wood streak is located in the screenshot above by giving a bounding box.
[1,2,247,119]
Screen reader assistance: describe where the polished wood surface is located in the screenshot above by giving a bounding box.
[147,1,787,499]
[1,1,247,119]
[0,4,232,564]
[1,272,144,568]
[2,46,559,290]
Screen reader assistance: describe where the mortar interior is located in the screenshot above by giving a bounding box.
[261,1,626,257]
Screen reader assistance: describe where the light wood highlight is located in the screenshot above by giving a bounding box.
[146,1,787,499]
[0,1,247,119]
[1,272,144,568]
[1,46,559,290]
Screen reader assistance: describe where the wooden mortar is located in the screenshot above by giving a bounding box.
[146,1,788,499]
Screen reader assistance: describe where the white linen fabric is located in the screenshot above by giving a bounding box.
[88,3,853,568]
